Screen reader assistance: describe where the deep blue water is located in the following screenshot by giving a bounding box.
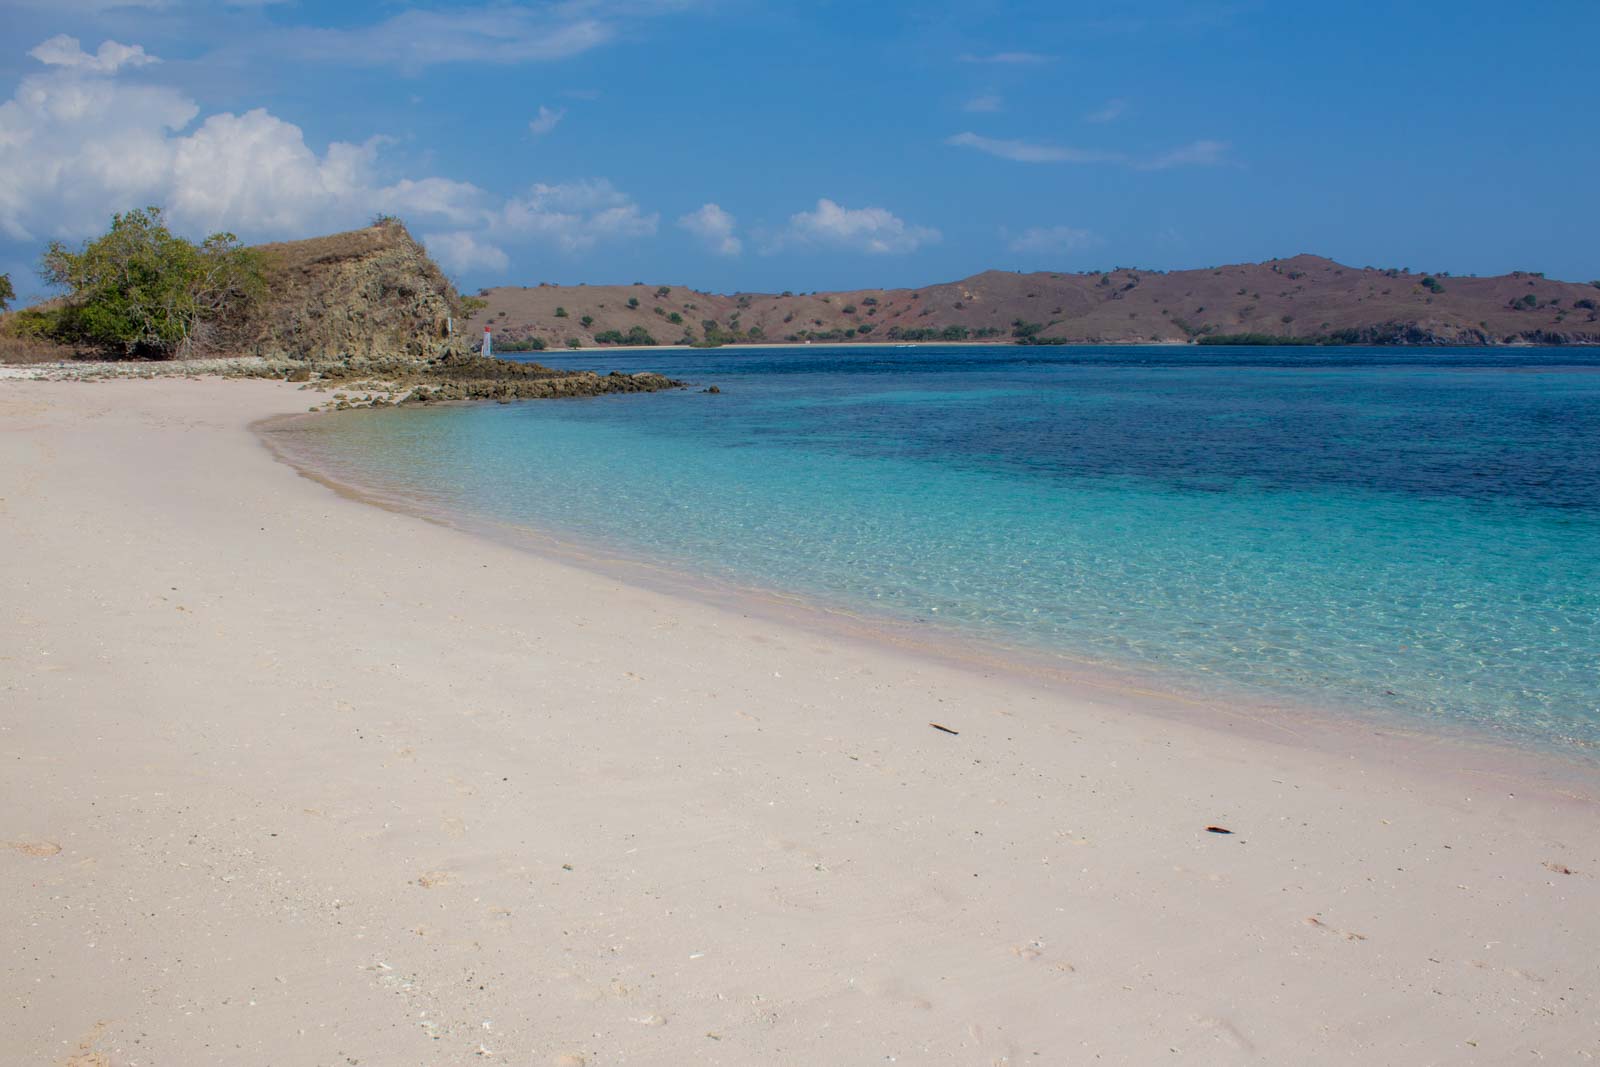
[280,345,1600,751]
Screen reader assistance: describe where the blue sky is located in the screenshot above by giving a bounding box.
[1,0,1596,300]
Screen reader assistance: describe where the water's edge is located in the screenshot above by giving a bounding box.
[256,407,1600,794]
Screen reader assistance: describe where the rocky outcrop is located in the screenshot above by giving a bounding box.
[239,220,464,362]
[299,350,684,406]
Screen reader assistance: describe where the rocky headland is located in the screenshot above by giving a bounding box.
[0,219,685,404]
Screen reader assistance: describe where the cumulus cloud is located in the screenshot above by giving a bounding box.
[774,198,939,255]
[1007,225,1098,255]
[528,105,565,136]
[947,131,1228,169]
[501,179,657,252]
[166,110,387,234]
[0,38,508,245]
[0,36,663,281]
[28,34,159,73]
[962,93,1003,113]
[677,202,741,256]
[423,230,509,273]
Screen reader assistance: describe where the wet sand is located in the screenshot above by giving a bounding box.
[2,377,1596,1065]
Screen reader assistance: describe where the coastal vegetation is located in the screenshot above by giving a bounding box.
[593,326,657,346]
[493,336,548,352]
[15,207,264,359]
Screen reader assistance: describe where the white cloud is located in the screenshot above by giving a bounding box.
[168,110,384,234]
[0,40,496,242]
[501,179,657,252]
[946,132,1123,165]
[775,198,939,255]
[28,34,159,74]
[962,93,1003,113]
[677,202,741,256]
[1007,225,1098,255]
[377,177,490,226]
[959,51,1053,64]
[1139,139,1229,170]
[424,230,509,274]
[528,105,565,136]
[947,131,1229,170]
[0,36,663,278]
[0,62,199,239]
[1085,98,1128,123]
[284,4,631,68]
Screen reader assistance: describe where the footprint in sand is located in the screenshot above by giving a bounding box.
[6,839,62,857]
[416,870,453,889]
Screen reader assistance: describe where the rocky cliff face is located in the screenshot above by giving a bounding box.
[240,221,463,362]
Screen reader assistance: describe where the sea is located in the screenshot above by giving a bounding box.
[270,345,1600,754]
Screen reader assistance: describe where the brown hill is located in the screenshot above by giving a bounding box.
[468,255,1600,349]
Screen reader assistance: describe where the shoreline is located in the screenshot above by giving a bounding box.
[262,406,1597,784]
[4,376,1597,1064]
[515,338,1598,354]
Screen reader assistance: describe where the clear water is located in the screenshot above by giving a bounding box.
[276,345,1600,752]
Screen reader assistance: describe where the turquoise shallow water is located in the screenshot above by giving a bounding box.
[278,345,1600,752]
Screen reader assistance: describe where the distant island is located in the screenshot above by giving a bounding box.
[469,256,1600,350]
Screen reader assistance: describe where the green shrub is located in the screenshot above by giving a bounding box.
[554,306,568,317]
[37,206,264,358]
[580,315,594,328]
[495,336,547,352]
[667,312,683,325]
[627,297,640,309]
[593,326,658,346]
[566,337,582,348]
[0,272,12,312]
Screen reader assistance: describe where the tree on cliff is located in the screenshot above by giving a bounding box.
[38,207,264,359]
[0,272,13,311]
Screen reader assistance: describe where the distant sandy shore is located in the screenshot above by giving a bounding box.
[2,377,1596,1065]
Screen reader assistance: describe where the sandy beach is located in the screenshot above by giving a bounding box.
[2,376,1596,1066]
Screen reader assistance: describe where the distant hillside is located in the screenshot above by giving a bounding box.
[468,256,1600,350]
